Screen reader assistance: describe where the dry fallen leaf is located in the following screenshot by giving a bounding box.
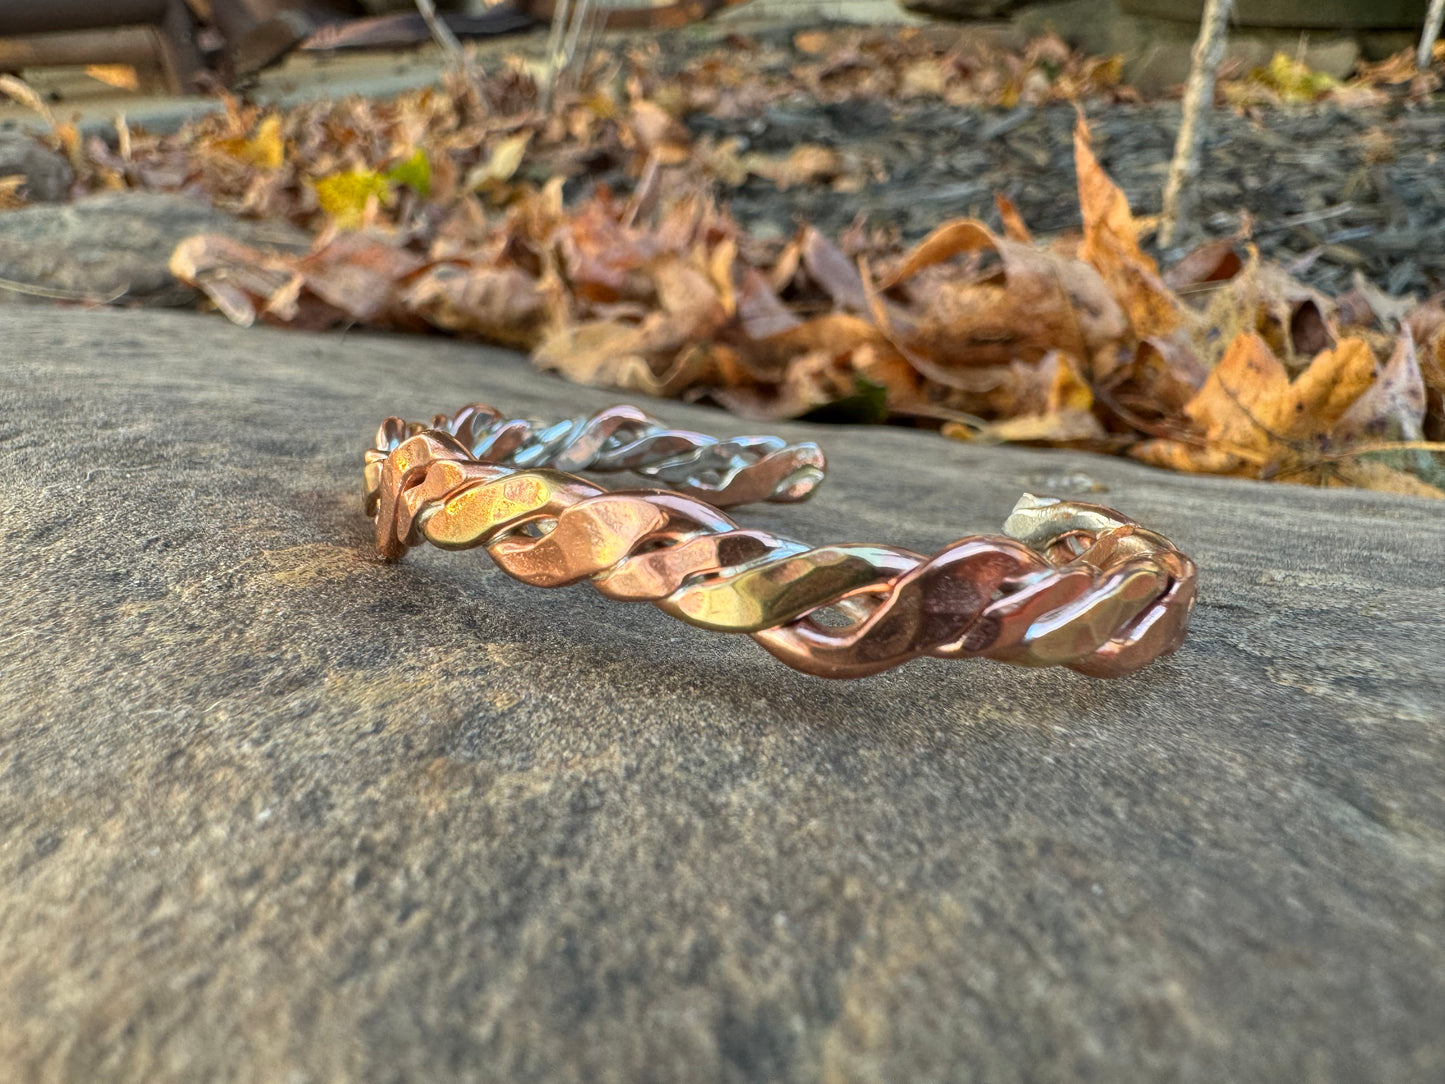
[745,144,844,190]
[1074,116,1185,341]
[1131,331,1436,494]
[868,218,1127,385]
[464,131,532,192]
[209,114,285,171]
[405,264,551,348]
[81,45,1434,499]
[84,65,140,92]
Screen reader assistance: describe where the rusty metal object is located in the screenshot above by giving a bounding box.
[365,405,1197,679]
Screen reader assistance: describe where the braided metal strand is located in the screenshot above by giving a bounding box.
[382,403,827,509]
[364,410,1197,678]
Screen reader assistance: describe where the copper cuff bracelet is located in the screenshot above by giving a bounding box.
[365,404,1198,678]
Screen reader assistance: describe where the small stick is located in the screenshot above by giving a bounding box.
[414,0,464,66]
[1158,0,1234,249]
[541,0,574,113]
[557,0,599,102]
[1421,0,1445,72]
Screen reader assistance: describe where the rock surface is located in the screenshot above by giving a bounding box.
[0,192,307,306]
[0,132,73,203]
[1,306,1442,1083]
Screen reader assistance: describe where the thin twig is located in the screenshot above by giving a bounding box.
[0,275,127,303]
[558,0,598,101]
[1421,0,1445,72]
[414,0,465,69]
[541,0,574,114]
[1159,0,1234,249]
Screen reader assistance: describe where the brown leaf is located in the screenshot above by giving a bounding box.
[1206,259,1336,368]
[868,219,1127,383]
[169,234,300,329]
[746,144,843,189]
[1163,239,1242,291]
[403,264,549,347]
[85,65,140,91]
[533,321,716,397]
[711,350,858,420]
[799,225,867,311]
[1281,337,1377,437]
[1332,331,1427,445]
[945,351,1107,446]
[1073,116,1183,340]
[1134,332,1388,477]
[298,234,425,324]
[627,101,691,163]
[737,269,802,340]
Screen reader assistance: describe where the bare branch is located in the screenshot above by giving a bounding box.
[1421,0,1445,73]
[1159,0,1234,250]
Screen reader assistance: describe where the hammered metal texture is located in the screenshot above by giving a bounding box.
[365,406,1197,678]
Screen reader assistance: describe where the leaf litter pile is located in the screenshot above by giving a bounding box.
[8,25,1445,497]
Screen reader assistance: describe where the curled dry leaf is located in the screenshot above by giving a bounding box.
[1332,330,1427,446]
[535,254,731,394]
[297,233,425,325]
[867,218,1127,385]
[993,193,1032,244]
[627,101,692,166]
[798,226,868,312]
[464,131,533,193]
[169,234,300,328]
[1162,239,1244,293]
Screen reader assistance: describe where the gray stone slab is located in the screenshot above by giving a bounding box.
[0,306,1442,1083]
[0,192,308,307]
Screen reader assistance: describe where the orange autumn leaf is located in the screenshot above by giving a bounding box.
[1073,116,1184,341]
[1131,332,1435,490]
[209,114,285,171]
[85,65,139,91]
[993,193,1032,243]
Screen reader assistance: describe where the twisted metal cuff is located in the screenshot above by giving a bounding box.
[365,404,1197,678]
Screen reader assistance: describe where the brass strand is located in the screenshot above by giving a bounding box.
[365,406,1197,678]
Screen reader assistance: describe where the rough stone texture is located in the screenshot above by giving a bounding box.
[0,192,307,306]
[1,306,1442,1083]
[0,133,73,203]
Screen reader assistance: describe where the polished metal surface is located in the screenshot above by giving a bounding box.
[365,404,1197,678]
[396,403,827,508]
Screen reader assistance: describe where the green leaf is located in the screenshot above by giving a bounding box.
[385,148,431,197]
